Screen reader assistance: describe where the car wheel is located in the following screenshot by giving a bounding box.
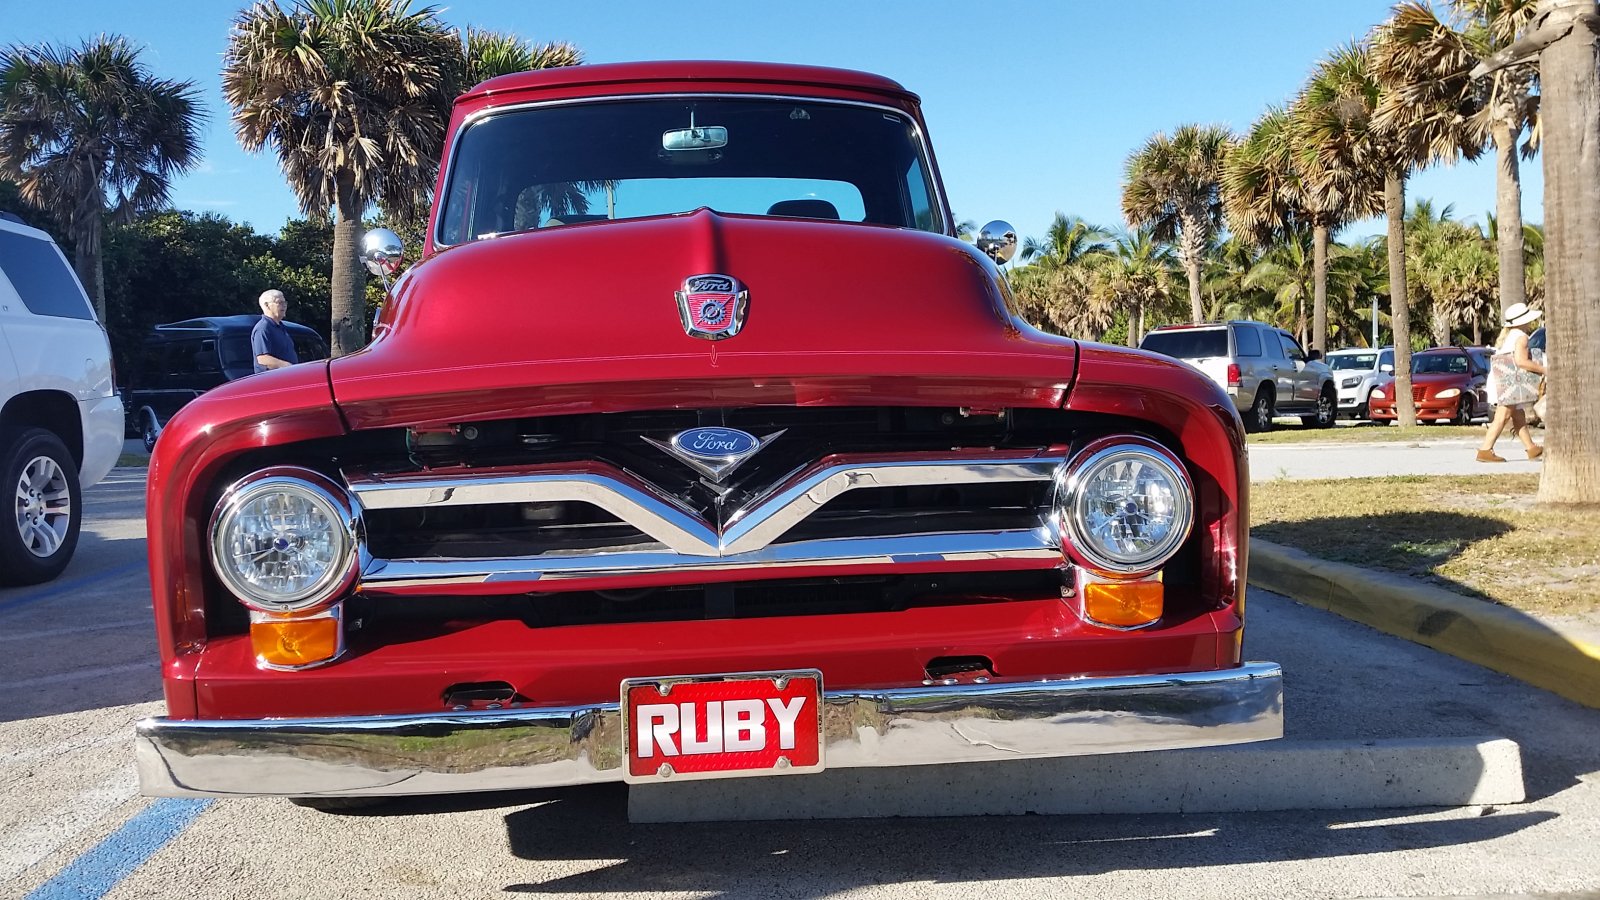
[1247,389,1274,433]
[1300,388,1336,428]
[142,413,160,454]
[0,428,83,586]
[1453,396,1474,426]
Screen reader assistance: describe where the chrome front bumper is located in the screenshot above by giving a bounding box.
[135,662,1283,798]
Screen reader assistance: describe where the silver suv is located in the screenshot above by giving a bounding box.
[1324,347,1395,420]
[1139,321,1336,432]
[0,214,123,584]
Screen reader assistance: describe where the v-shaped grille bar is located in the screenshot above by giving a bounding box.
[344,447,1065,558]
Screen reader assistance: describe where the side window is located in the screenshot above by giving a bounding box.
[1278,334,1305,362]
[195,340,221,374]
[166,340,203,376]
[0,229,94,320]
[1379,350,1394,371]
[1232,325,1262,357]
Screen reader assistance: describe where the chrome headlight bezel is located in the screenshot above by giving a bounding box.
[209,467,360,613]
[1055,437,1195,577]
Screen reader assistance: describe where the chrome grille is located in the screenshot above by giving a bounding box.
[347,448,1065,595]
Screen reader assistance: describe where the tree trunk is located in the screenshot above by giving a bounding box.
[1183,257,1203,323]
[71,212,106,323]
[330,179,367,357]
[1432,306,1451,347]
[1180,216,1205,322]
[1312,220,1329,355]
[1535,0,1600,504]
[1490,112,1526,316]
[1386,172,1417,428]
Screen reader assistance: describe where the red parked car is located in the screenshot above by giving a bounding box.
[134,62,1281,804]
[1368,347,1491,424]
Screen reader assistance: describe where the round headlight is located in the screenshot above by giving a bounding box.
[210,468,358,612]
[1057,440,1194,576]
[1435,388,1460,399]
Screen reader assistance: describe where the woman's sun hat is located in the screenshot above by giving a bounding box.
[1504,302,1543,328]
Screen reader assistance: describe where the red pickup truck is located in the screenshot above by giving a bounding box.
[135,61,1280,803]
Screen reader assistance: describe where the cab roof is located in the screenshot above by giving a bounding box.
[462,60,917,104]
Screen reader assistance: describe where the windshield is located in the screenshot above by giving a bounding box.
[437,97,941,245]
[1329,353,1377,371]
[1140,329,1228,360]
[1413,353,1470,375]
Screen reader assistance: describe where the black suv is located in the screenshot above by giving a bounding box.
[124,315,327,451]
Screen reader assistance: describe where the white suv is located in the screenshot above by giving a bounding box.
[0,214,123,584]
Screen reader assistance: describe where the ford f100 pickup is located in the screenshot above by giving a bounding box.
[136,61,1281,803]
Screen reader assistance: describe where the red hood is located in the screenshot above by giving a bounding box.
[331,210,1078,429]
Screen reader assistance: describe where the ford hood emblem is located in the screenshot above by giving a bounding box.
[675,273,748,341]
[642,426,784,482]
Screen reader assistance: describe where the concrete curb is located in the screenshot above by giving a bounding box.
[1250,539,1600,709]
[629,737,1523,822]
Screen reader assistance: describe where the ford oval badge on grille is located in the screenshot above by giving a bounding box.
[676,273,748,340]
[642,426,785,482]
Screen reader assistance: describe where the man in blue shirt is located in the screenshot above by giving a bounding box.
[251,289,298,374]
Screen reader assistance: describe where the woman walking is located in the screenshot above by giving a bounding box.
[1477,302,1545,462]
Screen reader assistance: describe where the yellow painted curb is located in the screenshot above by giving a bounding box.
[1250,539,1600,709]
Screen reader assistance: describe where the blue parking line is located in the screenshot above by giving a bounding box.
[25,799,211,900]
[0,561,145,614]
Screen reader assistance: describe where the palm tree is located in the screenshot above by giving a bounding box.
[1093,227,1179,347]
[1225,105,1371,355]
[1295,41,1477,425]
[0,36,203,320]
[1372,0,1539,318]
[224,0,460,356]
[1020,213,1113,268]
[1122,124,1234,323]
[461,28,582,87]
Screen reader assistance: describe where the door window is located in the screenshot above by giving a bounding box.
[0,230,93,319]
[1278,334,1305,362]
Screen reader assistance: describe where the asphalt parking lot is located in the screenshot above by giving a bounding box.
[3,469,1600,899]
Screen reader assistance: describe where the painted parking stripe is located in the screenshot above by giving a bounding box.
[0,770,140,881]
[23,798,211,900]
[0,561,145,614]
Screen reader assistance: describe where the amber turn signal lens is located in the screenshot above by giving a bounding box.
[251,613,340,668]
[1082,580,1164,628]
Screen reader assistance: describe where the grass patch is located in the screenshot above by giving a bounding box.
[1248,424,1485,444]
[115,452,149,467]
[1251,474,1600,616]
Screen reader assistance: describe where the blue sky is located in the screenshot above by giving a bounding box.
[7,1,1540,246]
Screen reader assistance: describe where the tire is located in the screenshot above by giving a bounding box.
[290,796,391,812]
[1246,388,1274,433]
[141,412,160,454]
[1300,387,1337,428]
[0,428,83,586]
[1453,396,1474,426]
[1355,391,1373,422]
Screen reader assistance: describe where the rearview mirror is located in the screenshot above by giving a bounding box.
[360,228,405,281]
[662,125,728,152]
[976,220,1018,265]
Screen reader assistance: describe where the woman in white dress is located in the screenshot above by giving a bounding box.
[1477,302,1545,462]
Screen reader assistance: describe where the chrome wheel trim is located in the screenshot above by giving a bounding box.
[14,454,72,559]
[1253,394,1272,430]
[1317,392,1334,425]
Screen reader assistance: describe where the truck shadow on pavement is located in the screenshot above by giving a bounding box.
[480,784,1556,895]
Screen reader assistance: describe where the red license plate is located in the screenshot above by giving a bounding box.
[621,670,824,783]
